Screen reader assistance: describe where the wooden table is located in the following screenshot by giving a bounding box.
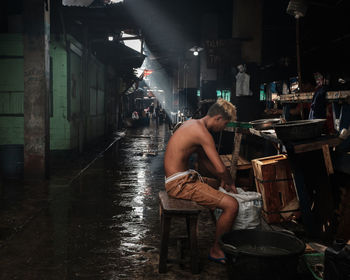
[247,129,343,238]
[248,129,342,175]
[285,136,342,176]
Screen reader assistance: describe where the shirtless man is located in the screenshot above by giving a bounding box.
[164,98,238,264]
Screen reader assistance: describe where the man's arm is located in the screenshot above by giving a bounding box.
[197,148,218,176]
[198,131,237,193]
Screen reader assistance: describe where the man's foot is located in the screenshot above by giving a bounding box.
[208,247,226,264]
[208,254,226,265]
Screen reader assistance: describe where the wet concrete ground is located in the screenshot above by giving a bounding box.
[0,121,314,280]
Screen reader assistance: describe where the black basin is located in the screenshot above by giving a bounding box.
[220,229,305,280]
[273,119,326,142]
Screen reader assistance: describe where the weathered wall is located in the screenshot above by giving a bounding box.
[51,36,106,150]
[68,40,83,150]
[49,38,70,150]
[86,55,105,144]
[231,0,265,121]
[232,0,262,64]
[0,34,24,144]
[0,33,107,151]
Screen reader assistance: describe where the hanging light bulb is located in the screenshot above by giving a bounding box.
[286,0,308,18]
[189,46,203,56]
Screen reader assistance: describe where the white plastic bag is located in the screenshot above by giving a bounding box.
[214,187,262,230]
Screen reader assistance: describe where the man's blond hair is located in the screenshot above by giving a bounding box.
[207,98,237,121]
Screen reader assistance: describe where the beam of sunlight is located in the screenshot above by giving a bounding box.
[137,45,174,121]
[124,0,201,124]
[124,0,191,54]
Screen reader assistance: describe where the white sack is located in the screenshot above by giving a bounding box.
[214,187,262,230]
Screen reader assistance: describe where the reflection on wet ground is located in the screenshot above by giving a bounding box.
[0,122,228,280]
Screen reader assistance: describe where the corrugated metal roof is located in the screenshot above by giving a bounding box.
[62,0,123,7]
[62,0,94,7]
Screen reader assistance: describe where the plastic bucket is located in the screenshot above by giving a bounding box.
[220,229,305,280]
[0,144,24,179]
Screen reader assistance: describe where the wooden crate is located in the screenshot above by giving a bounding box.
[251,154,300,224]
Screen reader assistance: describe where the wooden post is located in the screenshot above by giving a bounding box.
[217,131,223,152]
[230,128,242,182]
[23,0,50,180]
[322,144,334,175]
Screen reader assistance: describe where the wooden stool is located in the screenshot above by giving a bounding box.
[158,191,203,274]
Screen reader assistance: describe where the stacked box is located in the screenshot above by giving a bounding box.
[251,154,301,224]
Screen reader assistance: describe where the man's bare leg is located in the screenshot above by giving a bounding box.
[209,195,238,261]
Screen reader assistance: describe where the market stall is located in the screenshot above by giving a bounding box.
[223,111,349,240]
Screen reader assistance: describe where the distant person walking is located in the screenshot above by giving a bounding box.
[149,103,154,119]
[155,106,160,128]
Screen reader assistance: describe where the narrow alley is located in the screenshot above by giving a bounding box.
[1,0,350,279]
[0,121,229,280]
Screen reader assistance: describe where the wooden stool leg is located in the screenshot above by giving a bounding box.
[186,216,190,247]
[159,213,171,273]
[187,215,200,274]
[159,204,163,229]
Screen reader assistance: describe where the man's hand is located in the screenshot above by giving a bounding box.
[224,184,237,194]
[221,180,237,194]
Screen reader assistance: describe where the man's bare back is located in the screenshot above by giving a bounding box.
[164,118,207,176]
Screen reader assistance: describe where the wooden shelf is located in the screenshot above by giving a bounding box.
[279,90,350,103]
